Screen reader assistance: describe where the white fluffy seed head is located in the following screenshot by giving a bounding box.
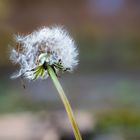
[10,26,78,80]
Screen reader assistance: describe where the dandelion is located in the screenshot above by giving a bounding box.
[10,26,82,140]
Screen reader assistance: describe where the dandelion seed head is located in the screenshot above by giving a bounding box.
[10,26,78,80]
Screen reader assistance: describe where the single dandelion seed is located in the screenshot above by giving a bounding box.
[10,26,82,140]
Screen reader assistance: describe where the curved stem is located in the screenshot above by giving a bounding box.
[47,66,82,140]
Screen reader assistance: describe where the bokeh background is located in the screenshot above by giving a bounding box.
[0,0,140,140]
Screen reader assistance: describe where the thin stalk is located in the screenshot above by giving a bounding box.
[47,65,82,140]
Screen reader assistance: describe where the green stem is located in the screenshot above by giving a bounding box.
[47,66,82,140]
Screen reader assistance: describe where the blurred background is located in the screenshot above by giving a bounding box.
[0,0,140,140]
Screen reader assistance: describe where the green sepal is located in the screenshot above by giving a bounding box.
[40,67,45,76]
[33,66,42,80]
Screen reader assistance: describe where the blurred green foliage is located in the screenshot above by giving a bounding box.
[95,109,140,140]
[96,110,140,130]
[0,92,49,113]
[78,33,140,71]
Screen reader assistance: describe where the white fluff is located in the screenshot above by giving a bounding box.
[10,26,78,80]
